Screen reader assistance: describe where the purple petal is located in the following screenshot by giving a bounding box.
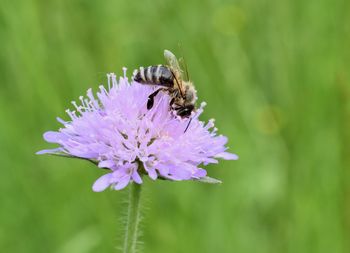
[43,131,63,143]
[36,148,63,155]
[92,173,113,192]
[98,160,115,168]
[193,168,207,178]
[132,171,143,184]
[156,164,170,175]
[56,117,68,125]
[215,152,239,160]
[169,166,192,180]
[203,158,218,165]
[148,168,158,180]
[114,177,131,190]
[143,163,158,180]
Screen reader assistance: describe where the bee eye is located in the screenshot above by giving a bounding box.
[176,105,194,117]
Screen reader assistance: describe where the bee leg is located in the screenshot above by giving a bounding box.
[147,97,154,110]
[169,98,175,107]
[147,88,163,109]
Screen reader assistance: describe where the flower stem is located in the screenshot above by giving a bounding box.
[123,182,142,253]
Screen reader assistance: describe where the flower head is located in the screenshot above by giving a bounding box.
[37,69,238,191]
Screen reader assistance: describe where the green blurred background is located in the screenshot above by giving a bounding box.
[1,0,349,252]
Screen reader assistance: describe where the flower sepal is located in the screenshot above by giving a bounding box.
[36,149,100,167]
[194,176,222,184]
[156,175,222,184]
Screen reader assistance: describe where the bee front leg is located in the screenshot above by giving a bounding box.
[147,88,164,109]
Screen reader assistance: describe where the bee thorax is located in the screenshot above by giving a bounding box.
[184,82,197,104]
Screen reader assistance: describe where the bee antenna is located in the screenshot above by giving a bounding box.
[184,117,192,133]
[184,59,190,81]
[178,44,190,81]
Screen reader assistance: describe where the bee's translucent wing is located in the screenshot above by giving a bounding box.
[178,57,190,81]
[164,49,189,81]
[164,49,181,73]
[164,49,184,96]
[164,50,183,80]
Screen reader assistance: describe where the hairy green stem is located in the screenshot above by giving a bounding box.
[122,182,142,253]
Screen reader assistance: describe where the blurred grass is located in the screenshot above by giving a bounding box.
[0,0,349,252]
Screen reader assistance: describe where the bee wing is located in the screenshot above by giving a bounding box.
[178,57,190,81]
[164,49,186,97]
[164,50,183,79]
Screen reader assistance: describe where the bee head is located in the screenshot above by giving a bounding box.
[176,104,194,118]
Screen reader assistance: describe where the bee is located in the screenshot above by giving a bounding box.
[133,50,197,118]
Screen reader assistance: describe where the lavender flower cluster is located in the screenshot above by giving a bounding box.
[38,69,238,191]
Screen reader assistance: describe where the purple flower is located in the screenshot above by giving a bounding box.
[37,69,238,191]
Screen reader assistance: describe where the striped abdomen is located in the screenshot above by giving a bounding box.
[133,65,174,87]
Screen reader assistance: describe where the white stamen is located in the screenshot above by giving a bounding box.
[110,73,117,88]
[71,101,83,113]
[107,73,111,90]
[123,67,127,77]
[84,99,91,110]
[79,96,86,108]
[56,117,67,125]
